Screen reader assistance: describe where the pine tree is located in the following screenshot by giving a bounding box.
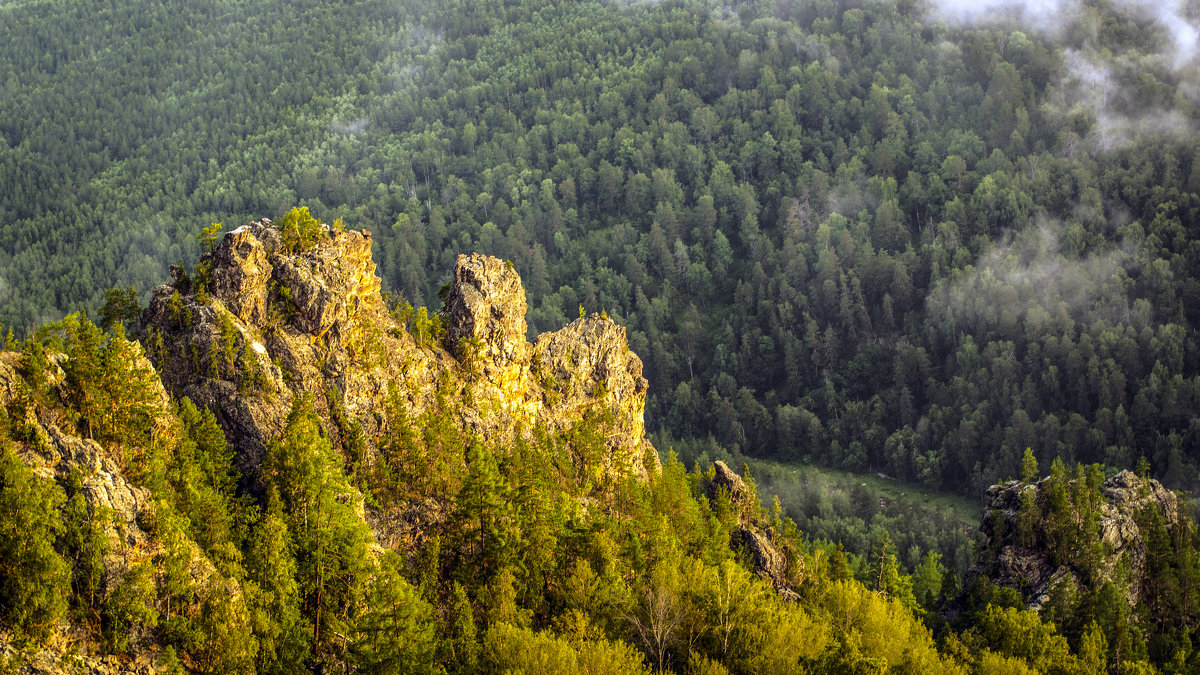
[450,582,479,672]
[351,551,438,674]
[451,441,519,584]
[245,504,309,674]
[262,395,372,657]
[0,445,70,639]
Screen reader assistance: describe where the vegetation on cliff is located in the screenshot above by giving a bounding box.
[1,223,1198,672]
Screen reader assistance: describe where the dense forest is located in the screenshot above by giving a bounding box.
[3,0,1199,500]
[2,300,1199,672]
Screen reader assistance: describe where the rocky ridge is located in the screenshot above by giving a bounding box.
[0,217,661,673]
[0,347,223,674]
[141,217,658,488]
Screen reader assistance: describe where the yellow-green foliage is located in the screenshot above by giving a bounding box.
[484,622,652,674]
[817,580,961,673]
[976,650,1037,675]
[277,207,326,254]
[3,307,1185,674]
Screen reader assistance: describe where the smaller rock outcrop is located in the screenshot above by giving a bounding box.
[969,469,1181,612]
[706,461,799,599]
[446,253,529,375]
[531,315,656,478]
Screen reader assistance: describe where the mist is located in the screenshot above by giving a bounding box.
[929,0,1199,64]
[927,0,1200,149]
[926,222,1143,335]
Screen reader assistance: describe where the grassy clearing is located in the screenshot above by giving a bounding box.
[743,457,982,576]
[658,431,984,577]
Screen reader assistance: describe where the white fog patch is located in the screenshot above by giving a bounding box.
[927,222,1143,332]
[1054,49,1196,150]
[332,117,371,135]
[927,0,1200,149]
[930,0,1074,30]
[928,0,1200,66]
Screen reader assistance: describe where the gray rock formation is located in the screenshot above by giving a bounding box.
[970,469,1180,611]
[706,461,798,599]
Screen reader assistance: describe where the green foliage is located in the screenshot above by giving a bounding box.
[449,442,519,585]
[6,2,1200,666]
[55,315,162,457]
[98,287,142,336]
[61,476,107,623]
[968,604,1079,674]
[449,582,479,673]
[483,621,651,674]
[0,445,70,640]
[324,386,368,487]
[261,394,373,657]
[245,504,309,674]
[166,290,192,329]
[1021,448,1038,483]
[350,551,438,674]
[169,398,242,575]
[3,0,1200,509]
[102,561,158,654]
[198,222,223,255]
[277,207,325,254]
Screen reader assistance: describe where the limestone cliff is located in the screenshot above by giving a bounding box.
[968,469,1180,612]
[141,218,658,490]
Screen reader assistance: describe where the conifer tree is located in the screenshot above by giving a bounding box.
[451,441,519,583]
[245,503,309,674]
[449,582,479,672]
[0,445,70,639]
[262,394,372,657]
[351,551,438,673]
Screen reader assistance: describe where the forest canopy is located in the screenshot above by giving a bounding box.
[1,0,1199,499]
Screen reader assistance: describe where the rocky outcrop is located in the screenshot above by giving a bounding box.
[1,347,218,674]
[705,461,799,599]
[0,630,159,675]
[708,460,751,505]
[969,470,1180,612]
[142,218,659,488]
[446,254,530,378]
[531,316,655,477]
[0,352,21,406]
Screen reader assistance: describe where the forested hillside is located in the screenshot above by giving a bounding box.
[2,218,1199,672]
[3,0,1199,497]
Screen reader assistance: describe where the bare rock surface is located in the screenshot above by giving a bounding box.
[142,217,659,495]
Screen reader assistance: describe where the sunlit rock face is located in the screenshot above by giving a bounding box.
[143,218,658,486]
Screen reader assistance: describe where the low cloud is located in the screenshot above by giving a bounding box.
[1054,49,1195,150]
[927,222,1142,334]
[927,0,1200,149]
[929,0,1198,65]
[332,117,371,135]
